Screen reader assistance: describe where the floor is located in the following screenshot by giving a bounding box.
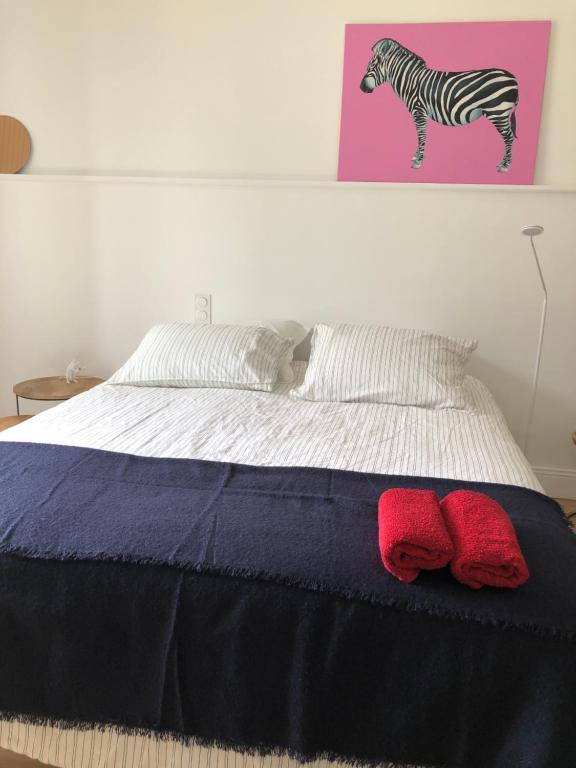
[0,748,50,767]
[557,497,576,530]
[2,498,576,768]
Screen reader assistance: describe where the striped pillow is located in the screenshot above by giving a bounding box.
[291,324,478,409]
[108,323,292,391]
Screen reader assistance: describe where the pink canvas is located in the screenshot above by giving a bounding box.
[338,21,551,184]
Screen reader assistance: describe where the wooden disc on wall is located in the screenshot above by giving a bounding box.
[0,116,31,173]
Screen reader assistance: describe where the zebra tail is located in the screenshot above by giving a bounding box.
[511,111,517,138]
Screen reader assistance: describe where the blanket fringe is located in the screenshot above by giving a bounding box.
[0,710,438,768]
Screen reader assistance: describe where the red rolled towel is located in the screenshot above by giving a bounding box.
[440,490,529,589]
[378,489,454,583]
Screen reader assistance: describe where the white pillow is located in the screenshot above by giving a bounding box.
[291,323,478,409]
[238,320,309,383]
[108,323,293,391]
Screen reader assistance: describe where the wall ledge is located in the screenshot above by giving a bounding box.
[0,173,575,193]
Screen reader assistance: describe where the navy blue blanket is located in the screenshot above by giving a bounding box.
[1,442,575,768]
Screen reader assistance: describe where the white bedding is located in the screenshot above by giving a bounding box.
[0,363,540,490]
[0,364,541,768]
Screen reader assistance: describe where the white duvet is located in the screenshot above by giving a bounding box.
[0,364,541,768]
[0,363,540,490]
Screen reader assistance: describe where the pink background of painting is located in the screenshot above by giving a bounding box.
[338,21,551,184]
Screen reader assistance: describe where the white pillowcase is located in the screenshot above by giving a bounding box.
[238,320,309,383]
[108,323,293,391]
[291,323,478,409]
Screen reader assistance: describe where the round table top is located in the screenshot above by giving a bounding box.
[13,376,105,401]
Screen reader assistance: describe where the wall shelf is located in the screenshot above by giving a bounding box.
[0,173,575,194]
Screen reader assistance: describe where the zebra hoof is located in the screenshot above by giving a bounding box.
[411,160,422,169]
[497,164,509,173]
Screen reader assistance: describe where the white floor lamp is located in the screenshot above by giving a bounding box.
[521,225,546,456]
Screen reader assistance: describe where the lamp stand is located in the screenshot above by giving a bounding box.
[523,229,547,456]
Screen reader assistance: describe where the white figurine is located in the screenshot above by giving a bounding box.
[65,359,82,383]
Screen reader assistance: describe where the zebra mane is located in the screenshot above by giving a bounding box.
[373,38,426,67]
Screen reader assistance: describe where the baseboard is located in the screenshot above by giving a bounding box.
[533,466,576,499]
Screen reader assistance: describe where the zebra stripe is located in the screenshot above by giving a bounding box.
[360,39,519,172]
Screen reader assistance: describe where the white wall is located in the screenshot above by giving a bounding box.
[0,0,574,184]
[0,180,96,414]
[0,1,575,493]
[0,176,575,490]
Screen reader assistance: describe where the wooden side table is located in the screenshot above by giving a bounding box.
[13,376,104,415]
[0,415,33,432]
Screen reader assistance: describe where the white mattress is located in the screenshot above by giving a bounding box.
[0,364,541,768]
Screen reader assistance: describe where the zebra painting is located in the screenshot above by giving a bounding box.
[360,39,519,172]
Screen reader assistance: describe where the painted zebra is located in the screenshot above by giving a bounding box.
[360,39,519,172]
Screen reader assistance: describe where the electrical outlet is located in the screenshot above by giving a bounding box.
[195,294,212,324]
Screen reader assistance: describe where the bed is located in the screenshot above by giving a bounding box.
[0,358,574,768]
